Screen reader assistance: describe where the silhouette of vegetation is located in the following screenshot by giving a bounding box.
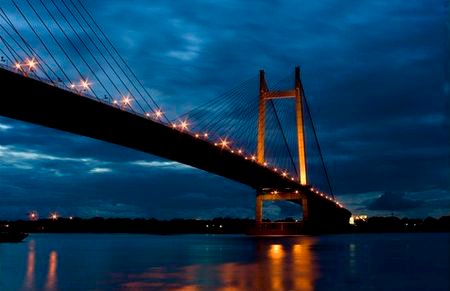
[351,216,450,233]
[0,217,254,234]
[0,216,448,234]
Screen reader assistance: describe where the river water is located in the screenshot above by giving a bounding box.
[0,233,448,290]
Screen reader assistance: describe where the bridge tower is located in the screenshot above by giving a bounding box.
[255,66,309,228]
[257,66,307,184]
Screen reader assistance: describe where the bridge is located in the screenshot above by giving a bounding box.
[0,0,350,233]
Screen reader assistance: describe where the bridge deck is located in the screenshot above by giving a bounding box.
[0,68,351,228]
[0,68,302,190]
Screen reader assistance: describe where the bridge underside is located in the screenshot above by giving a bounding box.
[0,68,297,189]
[0,68,351,232]
[254,190,351,233]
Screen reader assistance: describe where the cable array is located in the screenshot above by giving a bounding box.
[0,1,341,205]
[0,0,168,122]
[177,72,336,199]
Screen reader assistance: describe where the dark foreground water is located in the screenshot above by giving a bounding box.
[0,233,448,291]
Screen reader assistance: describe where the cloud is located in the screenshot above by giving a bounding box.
[0,0,447,219]
[367,192,424,211]
[0,145,96,175]
[131,160,193,170]
[262,201,303,221]
[88,167,113,174]
[0,145,92,163]
[167,33,202,61]
[76,201,147,218]
[0,123,12,131]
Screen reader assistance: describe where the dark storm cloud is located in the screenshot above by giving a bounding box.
[367,192,424,211]
[0,0,448,219]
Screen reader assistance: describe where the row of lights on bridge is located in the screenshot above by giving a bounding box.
[310,187,343,207]
[12,58,167,122]
[132,106,345,207]
[267,188,343,208]
[14,58,38,77]
[168,120,298,179]
[11,58,303,183]
[11,58,344,209]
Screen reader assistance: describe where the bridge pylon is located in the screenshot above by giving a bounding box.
[255,67,309,232]
[257,66,307,185]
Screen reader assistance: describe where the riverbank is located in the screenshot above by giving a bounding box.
[1,216,449,234]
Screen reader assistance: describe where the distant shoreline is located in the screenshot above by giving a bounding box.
[1,216,449,234]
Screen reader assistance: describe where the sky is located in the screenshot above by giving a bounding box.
[0,0,448,220]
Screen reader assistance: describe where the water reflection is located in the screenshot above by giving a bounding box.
[349,243,357,277]
[23,240,35,290]
[268,244,284,290]
[291,239,317,291]
[12,234,447,290]
[22,241,58,291]
[119,237,319,290]
[45,250,58,291]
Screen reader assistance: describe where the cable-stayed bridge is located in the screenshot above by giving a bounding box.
[0,0,350,233]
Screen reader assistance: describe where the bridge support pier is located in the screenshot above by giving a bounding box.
[253,190,352,234]
[252,191,308,235]
[256,194,263,224]
[255,191,308,224]
[302,195,309,223]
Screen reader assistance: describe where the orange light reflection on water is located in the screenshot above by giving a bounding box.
[118,237,319,290]
[44,250,58,291]
[23,240,36,290]
[291,238,318,291]
[268,244,285,290]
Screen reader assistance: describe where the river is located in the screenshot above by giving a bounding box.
[0,233,448,290]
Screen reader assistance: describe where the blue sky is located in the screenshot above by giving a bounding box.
[0,0,448,220]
